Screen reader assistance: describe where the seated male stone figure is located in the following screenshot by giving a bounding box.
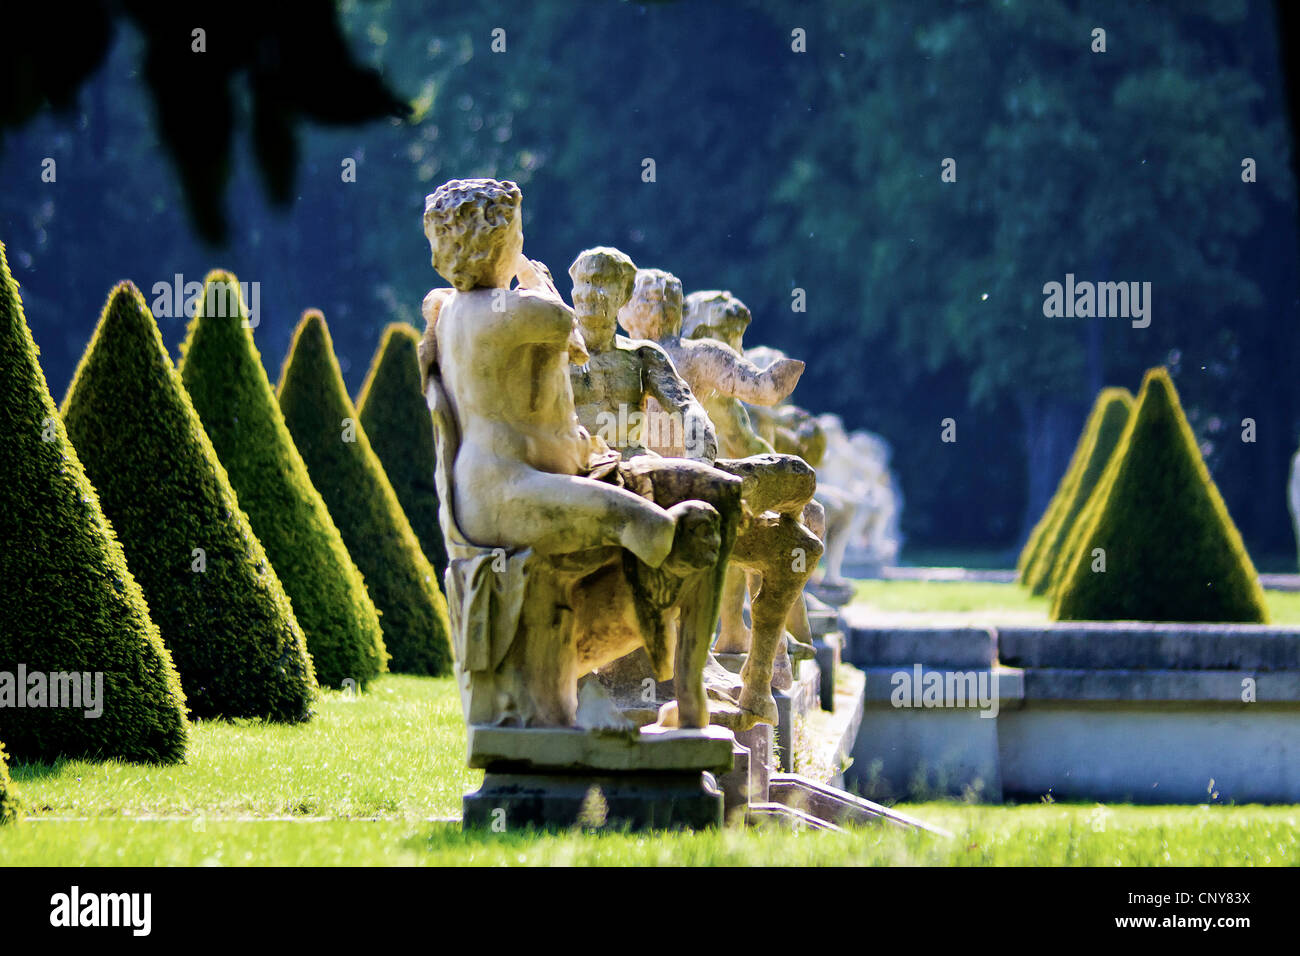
[619,269,823,712]
[421,178,734,729]
[568,247,716,463]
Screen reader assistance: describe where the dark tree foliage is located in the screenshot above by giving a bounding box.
[0,242,189,763]
[279,312,453,677]
[3,0,1298,562]
[179,272,387,688]
[0,1,410,242]
[1053,368,1267,623]
[63,281,318,721]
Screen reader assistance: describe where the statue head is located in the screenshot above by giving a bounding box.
[619,268,684,340]
[568,246,636,347]
[423,179,523,291]
[682,290,751,351]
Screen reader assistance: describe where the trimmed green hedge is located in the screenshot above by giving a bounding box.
[1018,416,1095,584]
[1052,367,1267,623]
[278,312,452,676]
[1027,388,1133,596]
[63,282,317,721]
[0,243,189,763]
[0,741,20,824]
[356,323,449,594]
[179,273,387,688]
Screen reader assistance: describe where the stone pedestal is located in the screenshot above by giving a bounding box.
[462,724,735,832]
[464,771,725,831]
[775,660,821,772]
[807,578,855,609]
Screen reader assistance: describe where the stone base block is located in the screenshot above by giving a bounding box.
[463,771,724,831]
[813,632,843,711]
[776,660,821,772]
[807,579,855,608]
[467,724,735,773]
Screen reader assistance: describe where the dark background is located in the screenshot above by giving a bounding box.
[2,0,1296,565]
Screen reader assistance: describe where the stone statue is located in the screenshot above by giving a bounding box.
[818,415,903,576]
[568,247,715,463]
[419,179,741,733]
[619,270,823,707]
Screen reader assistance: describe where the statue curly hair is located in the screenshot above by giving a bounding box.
[423,178,523,291]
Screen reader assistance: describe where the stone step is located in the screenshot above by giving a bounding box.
[767,773,951,836]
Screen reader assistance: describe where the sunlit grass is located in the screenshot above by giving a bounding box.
[3,608,1299,865]
[6,675,476,821]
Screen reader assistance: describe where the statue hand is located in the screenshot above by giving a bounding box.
[568,323,590,365]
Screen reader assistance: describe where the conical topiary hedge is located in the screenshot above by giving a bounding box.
[0,242,189,763]
[1,741,20,824]
[1018,412,1097,585]
[1026,388,1133,596]
[1052,367,1267,623]
[278,312,453,676]
[179,272,387,688]
[62,282,317,721]
[356,322,449,593]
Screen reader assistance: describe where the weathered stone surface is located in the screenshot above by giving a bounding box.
[813,631,843,710]
[843,615,998,669]
[998,623,1300,671]
[421,179,739,734]
[1020,668,1300,702]
[467,724,735,773]
[775,660,821,772]
[463,771,724,831]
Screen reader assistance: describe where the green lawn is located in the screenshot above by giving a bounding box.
[852,578,1300,626]
[3,670,1299,865]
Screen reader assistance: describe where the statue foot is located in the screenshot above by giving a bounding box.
[737,685,778,729]
[713,628,751,654]
[655,700,680,728]
[787,636,816,662]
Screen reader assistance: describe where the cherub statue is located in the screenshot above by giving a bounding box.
[619,270,823,709]
[420,179,740,729]
[568,247,715,463]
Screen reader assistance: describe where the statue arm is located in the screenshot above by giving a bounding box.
[685,340,805,407]
[638,345,718,463]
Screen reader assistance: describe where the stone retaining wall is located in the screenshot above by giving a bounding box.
[842,608,1300,803]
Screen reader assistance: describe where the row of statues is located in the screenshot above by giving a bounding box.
[417,178,885,746]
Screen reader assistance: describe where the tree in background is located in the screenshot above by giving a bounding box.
[279,312,453,677]
[2,0,1296,560]
[0,243,189,763]
[180,273,388,688]
[356,322,449,591]
[755,0,1294,550]
[1053,368,1267,623]
[63,281,318,721]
